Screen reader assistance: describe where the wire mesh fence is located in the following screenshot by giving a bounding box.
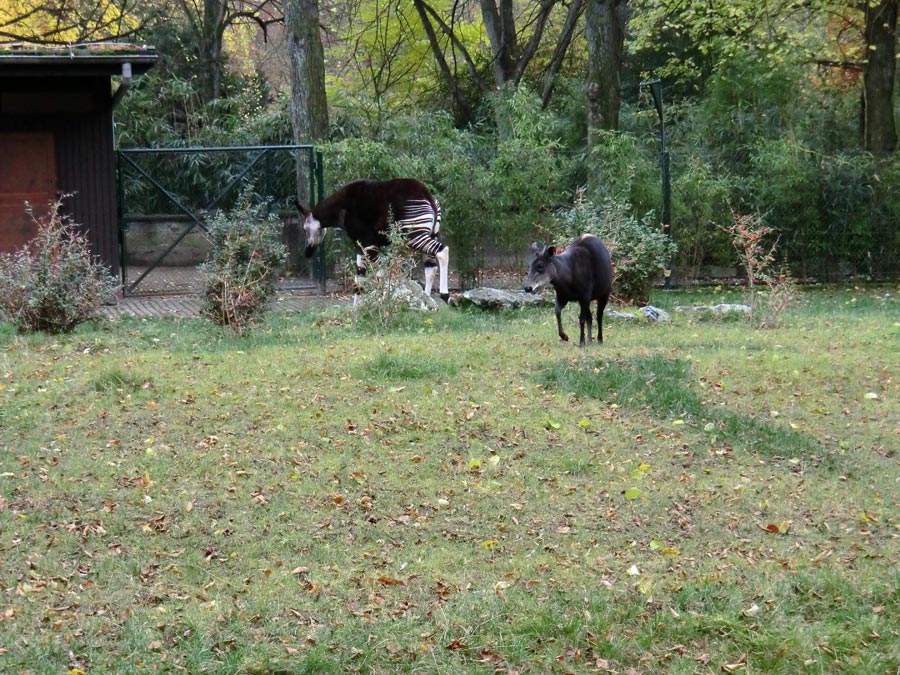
[118,145,898,298]
[117,145,324,296]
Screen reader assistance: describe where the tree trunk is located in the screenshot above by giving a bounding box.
[862,0,898,153]
[585,0,627,149]
[285,0,329,144]
[285,0,328,272]
[199,0,226,102]
[479,0,519,89]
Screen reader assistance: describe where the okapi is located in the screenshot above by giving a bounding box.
[524,234,613,346]
[296,178,450,301]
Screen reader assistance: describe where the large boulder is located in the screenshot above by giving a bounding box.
[395,280,439,311]
[605,309,640,321]
[458,287,550,310]
[674,303,751,320]
[639,305,671,322]
[603,306,669,322]
[357,279,439,311]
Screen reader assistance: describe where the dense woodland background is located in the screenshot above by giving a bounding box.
[2,0,900,282]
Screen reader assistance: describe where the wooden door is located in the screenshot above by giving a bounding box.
[0,132,57,252]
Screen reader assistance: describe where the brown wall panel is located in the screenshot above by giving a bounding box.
[0,76,119,274]
[0,132,56,251]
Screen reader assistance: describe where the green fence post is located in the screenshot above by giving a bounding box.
[642,78,674,288]
[116,150,130,295]
[312,149,327,293]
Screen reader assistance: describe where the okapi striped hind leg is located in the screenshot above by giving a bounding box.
[425,246,450,302]
[436,246,449,301]
[398,200,450,301]
[417,245,449,301]
[423,256,437,297]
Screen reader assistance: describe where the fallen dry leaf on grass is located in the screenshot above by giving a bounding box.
[722,651,748,672]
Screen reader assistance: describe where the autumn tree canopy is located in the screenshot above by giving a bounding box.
[0,0,153,43]
[2,0,897,154]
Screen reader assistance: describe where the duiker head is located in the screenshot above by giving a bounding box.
[524,242,556,293]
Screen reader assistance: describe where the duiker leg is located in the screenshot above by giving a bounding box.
[579,301,593,346]
[555,298,569,342]
[596,295,609,344]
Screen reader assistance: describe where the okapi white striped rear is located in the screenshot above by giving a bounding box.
[396,199,445,258]
[296,179,450,301]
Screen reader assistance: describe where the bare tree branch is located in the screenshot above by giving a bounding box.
[541,0,584,106]
[513,0,558,84]
[413,0,473,122]
[418,0,484,88]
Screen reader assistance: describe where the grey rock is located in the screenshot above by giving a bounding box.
[459,287,550,310]
[640,305,671,322]
[605,309,641,321]
[397,280,439,311]
[713,303,751,315]
[357,279,438,311]
[674,303,751,320]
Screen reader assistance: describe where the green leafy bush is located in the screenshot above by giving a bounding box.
[548,191,676,305]
[322,139,417,190]
[693,53,800,171]
[489,94,576,225]
[588,129,660,216]
[748,139,820,275]
[0,199,117,334]
[816,151,876,279]
[671,155,735,271]
[116,66,274,149]
[200,197,287,332]
[870,154,900,279]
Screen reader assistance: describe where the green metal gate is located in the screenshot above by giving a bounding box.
[117,145,324,296]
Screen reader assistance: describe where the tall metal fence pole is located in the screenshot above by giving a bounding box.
[116,150,127,291]
[642,78,674,288]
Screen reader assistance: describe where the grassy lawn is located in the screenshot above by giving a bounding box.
[1,286,898,674]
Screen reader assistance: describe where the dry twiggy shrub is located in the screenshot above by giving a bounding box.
[0,198,116,333]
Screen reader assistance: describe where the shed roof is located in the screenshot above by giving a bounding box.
[0,42,157,77]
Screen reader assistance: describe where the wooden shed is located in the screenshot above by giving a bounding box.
[0,43,157,275]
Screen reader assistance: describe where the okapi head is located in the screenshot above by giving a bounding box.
[295,199,326,258]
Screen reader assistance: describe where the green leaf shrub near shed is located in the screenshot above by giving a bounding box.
[199,196,287,333]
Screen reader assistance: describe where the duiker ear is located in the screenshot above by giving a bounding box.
[531,242,542,256]
[294,198,309,217]
[545,246,557,258]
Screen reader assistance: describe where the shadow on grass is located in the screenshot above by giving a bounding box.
[541,355,821,459]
